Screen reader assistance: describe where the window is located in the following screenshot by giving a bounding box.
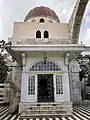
[44,31,49,38]
[30,60,61,71]
[56,75,63,94]
[28,76,35,95]
[36,30,41,38]
[39,18,44,23]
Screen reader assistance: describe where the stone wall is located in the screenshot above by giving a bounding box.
[69,60,82,104]
[9,62,21,113]
[3,83,10,103]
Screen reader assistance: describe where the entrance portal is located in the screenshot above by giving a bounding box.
[38,74,54,102]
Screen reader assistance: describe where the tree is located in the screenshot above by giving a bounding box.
[0,53,10,83]
[76,54,90,85]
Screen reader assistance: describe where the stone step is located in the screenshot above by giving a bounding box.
[21,113,71,119]
[20,106,68,118]
[25,104,68,113]
[26,109,67,114]
[19,102,72,115]
[25,105,67,109]
[28,104,65,106]
[28,106,65,110]
[26,109,66,112]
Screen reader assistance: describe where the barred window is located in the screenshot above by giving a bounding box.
[30,60,61,71]
[56,75,63,94]
[28,76,35,95]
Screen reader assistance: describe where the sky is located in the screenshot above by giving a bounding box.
[0,0,90,46]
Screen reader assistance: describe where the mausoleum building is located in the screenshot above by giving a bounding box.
[7,1,89,116]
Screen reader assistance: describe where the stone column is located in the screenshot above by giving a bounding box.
[69,60,82,104]
[21,72,28,102]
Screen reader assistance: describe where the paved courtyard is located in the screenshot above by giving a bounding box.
[0,105,90,120]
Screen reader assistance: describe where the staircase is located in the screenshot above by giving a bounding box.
[20,102,73,119]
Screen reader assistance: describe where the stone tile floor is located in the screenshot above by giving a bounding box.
[0,105,90,120]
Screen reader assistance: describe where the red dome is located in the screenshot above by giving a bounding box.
[24,6,60,22]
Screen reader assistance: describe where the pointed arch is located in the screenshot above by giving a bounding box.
[36,30,41,38]
[44,30,49,38]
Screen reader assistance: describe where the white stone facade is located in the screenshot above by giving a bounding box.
[21,56,70,103]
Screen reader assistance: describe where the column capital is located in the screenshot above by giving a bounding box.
[21,53,26,66]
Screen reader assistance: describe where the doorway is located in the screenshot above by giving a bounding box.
[38,74,54,102]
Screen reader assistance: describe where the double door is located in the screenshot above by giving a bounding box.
[28,74,63,102]
[38,74,54,102]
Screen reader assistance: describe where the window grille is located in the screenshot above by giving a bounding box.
[30,60,61,71]
[56,75,63,94]
[28,76,35,95]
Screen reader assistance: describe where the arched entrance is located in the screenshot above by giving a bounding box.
[28,60,63,102]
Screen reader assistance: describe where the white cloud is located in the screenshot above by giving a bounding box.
[79,28,90,46]
[86,28,90,33]
[62,8,67,15]
[0,18,2,36]
[79,0,90,45]
[85,15,90,24]
[0,0,3,37]
[0,0,3,5]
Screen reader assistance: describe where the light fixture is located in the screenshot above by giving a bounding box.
[43,52,47,64]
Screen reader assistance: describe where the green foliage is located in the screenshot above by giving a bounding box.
[0,53,10,83]
[76,54,90,84]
